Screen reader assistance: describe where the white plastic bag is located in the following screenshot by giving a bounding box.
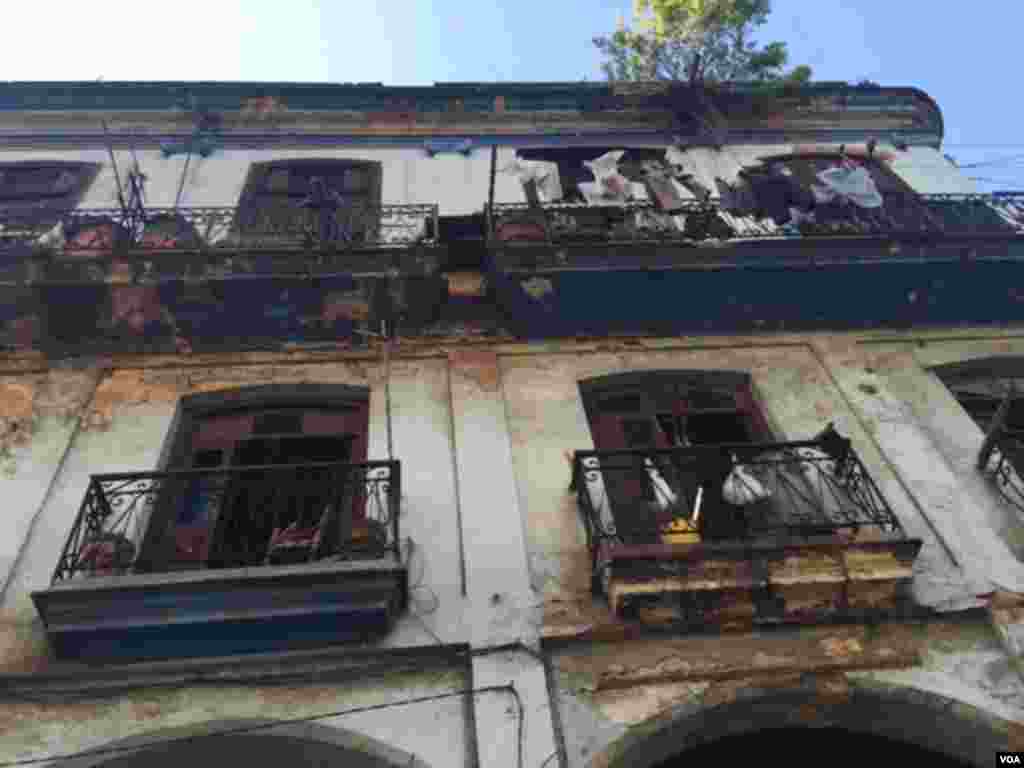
[722,461,771,506]
[812,165,883,209]
[580,456,616,535]
[645,458,678,510]
[583,150,630,202]
[502,158,563,202]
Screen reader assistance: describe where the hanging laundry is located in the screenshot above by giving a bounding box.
[714,178,734,210]
[502,158,563,202]
[722,461,772,506]
[812,165,884,209]
[716,177,759,217]
[642,162,686,211]
[583,150,631,202]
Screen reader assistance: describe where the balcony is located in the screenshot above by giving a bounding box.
[484,193,1024,339]
[979,427,1024,517]
[489,193,1024,249]
[32,460,407,662]
[569,428,921,628]
[0,203,439,259]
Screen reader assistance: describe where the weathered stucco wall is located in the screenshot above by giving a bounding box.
[0,146,528,214]
[0,360,387,670]
[0,666,469,768]
[0,327,1023,766]
[496,340,981,618]
[0,367,98,599]
[551,618,1024,768]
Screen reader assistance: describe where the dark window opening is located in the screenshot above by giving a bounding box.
[934,369,1024,511]
[232,435,352,466]
[191,449,224,469]
[0,162,100,242]
[942,379,1024,432]
[685,411,753,445]
[140,398,373,573]
[210,435,355,568]
[653,727,971,768]
[622,418,656,449]
[252,410,304,436]
[587,378,761,448]
[580,372,770,543]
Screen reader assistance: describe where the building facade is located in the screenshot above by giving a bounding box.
[0,80,1022,767]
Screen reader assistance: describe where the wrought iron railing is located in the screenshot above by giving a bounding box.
[489,193,1024,245]
[51,460,400,583]
[571,428,903,575]
[979,428,1024,517]
[0,204,439,254]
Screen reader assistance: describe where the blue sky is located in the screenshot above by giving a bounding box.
[3,1,1022,188]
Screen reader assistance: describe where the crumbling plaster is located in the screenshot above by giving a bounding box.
[0,666,467,768]
[551,618,1024,768]
[496,341,977,617]
[0,327,1022,765]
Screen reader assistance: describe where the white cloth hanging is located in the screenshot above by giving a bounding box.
[583,150,631,202]
[502,158,563,202]
[812,165,884,208]
[645,458,679,510]
[722,458,772,506]
[580,456,617,535]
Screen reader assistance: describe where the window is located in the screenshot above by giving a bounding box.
[933,359,1024,519]
[0,161,100,242]
[579,371,772,543]
[932,359,1024,434]
[132,385,381,573]
[236,159,383,245]
[581,371,771,452]
[0,162,98,204]
[35,384,407,661]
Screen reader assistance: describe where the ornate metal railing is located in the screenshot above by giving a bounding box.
[571,427,903,572]
[51,460,401,582]
[979,428,1024,517]
[0,204,439,255]
[489,193,1024,245]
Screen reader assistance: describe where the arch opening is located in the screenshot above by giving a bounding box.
[589,681,1019,768]
[60,718,428,768]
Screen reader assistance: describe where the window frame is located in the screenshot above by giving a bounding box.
[135,384,373,574]
[235,158,384,245]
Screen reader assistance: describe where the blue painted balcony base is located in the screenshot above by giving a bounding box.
[32,557,407,663]
[486,244,1024,339]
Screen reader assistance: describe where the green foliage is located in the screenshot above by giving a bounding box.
[593,0,812,85]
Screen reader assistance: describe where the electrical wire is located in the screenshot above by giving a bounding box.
[0,683,524,768]
[958,154,1024,169]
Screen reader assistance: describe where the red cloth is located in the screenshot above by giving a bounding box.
[174,526,210,562]
[268,523,321,551]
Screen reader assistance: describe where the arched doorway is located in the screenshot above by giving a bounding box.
[57,719,429,768]
[588,678,1020,768]
[654,727,970,767]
